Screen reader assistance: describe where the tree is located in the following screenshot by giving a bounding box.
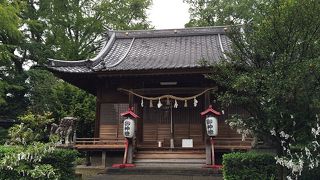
[184,0,269,27]
[99,0,152,30]
[0,0,152,137]
[0,0,50,119]
[50,81,96,138]
[187,0,320,178]
[41,0,152,60]
[0,0,152,178]
[0,1,28,118]
[27,0,152,137]
[0,0,21,61]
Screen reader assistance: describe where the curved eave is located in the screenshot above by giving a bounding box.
[46,65,93,74]
[46,32,116,72]
[48,65,213,76]
[94,66,213,77]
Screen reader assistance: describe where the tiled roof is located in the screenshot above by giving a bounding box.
[47,26,231,74]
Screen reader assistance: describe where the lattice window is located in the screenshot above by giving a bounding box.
[100,103,129,125]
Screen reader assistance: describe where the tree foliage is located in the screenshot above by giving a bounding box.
[40,0,104,60]
[0,0,152,137]
[0,1,28,118]
[99,0,152,30]
[199,0,320,178]
[50,81,96,137]
[184,0,269,27]
[0,0,21,61]
[41,0,151,60]
[0,0,151,178]
[26,69,96,137]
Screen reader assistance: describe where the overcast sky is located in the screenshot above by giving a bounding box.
[147,0,190,29]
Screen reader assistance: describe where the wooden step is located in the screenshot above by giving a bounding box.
[134,149,206,167]
[137,146,205,150]
[136,150,205,154]
[133,163,208,169]
[135,153,206,159]
[134,159,206,164]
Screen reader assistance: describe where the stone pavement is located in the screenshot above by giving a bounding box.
[79,165,223,180]
[88,174,223,180]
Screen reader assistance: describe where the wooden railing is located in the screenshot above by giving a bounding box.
[138,137,253,150]
[73,137,253,150]
[214,137,253,150]
[74,138,125,150]
[76,138,124,145]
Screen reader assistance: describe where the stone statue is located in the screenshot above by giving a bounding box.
[50,117,77,145]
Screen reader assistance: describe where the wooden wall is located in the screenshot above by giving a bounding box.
[99,103,128,139]
[142,100,204,147]
[97,81,252,150]
[98,101,250,145]
[217,105,250,138]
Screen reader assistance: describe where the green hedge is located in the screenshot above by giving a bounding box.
[43,149,79,180]
[0,127,8,144]
[223,152,277,180]
[0,146,23,179]
[0,145,79,179]
[300,166,320,180]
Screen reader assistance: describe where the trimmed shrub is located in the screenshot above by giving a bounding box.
[0,145,26,179]
[223,152,277,180]
[43,149,79,180]
[0,145,78,179]
[300,166,320,180]
[0,127,8,144]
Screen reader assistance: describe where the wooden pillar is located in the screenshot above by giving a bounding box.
[127,92,134,164]
[136,105,143,144]
[94,101,101,138]
[94,84,102,138]
[101,151,107,167]
[129,92,134,107]
[85,151,91,166]
[127,139,133,164]
[204,91,212,165]
[170,103,174,148]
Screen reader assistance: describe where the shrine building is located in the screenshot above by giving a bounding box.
[47,26,253,167]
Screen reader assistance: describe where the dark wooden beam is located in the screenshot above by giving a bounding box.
[119,87,218,96]
[128,92,134,108]
[96,67,212,77]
